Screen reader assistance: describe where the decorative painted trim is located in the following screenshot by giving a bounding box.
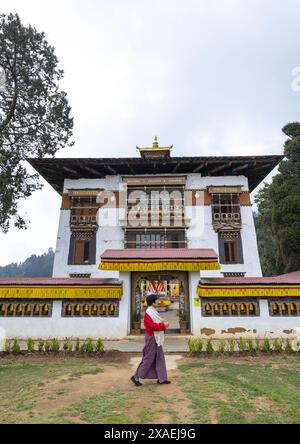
[69,190,102,197]
[61,194,71,210]
[0,286,123,300]
[123,176,186,186]
[69,274,91,278]
[99,259,220,272]
[222,272,246,277]
[197,285,300,298]
[240,192,252,206]
[208,186,243,194]
[184,190,211,206]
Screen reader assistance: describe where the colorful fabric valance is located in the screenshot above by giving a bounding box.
[99,248,220,272]
[197,274,300,298]
[0,278,123,300]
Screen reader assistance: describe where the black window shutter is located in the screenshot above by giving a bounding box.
[218,233,225,264]
[89,234,97,265]
[68,235,75,265]
[237,234,244,264]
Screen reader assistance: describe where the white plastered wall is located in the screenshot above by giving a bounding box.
[185,173,262,278]
[0,274,131,340]
[191,297,300,340]
[53,176,125,278]
[50,172,270,339]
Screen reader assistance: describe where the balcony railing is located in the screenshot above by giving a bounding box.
[213,212,241,223]
[70,215,98,226]
[124,239,188,249]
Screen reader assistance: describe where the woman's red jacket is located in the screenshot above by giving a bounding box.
[144,312,166,336]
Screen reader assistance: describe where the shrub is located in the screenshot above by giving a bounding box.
[229,339,235,354]
[63,338,73,352]
[38,339,45,352]
[188,338,203,354]
[196,339,203,353]
[44,341,51,353]
[255,338,261,352]
[12,339,21,354]
[246,339,255,353]
[75,338,80,352]
[218,341,226,354]
[237,337,246,352]
[262,338,271,353]
[95,339,104,354]
[50,338,60,353]
[284,339,293,354]
[274,339,283,353]
[188,337,196,353]
[85,338,95,354]
[206,339,214,354]
[5,339,12,353]
[80,341,87,353]
[27,338,35,353]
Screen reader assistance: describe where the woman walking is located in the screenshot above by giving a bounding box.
[131,294,171,387]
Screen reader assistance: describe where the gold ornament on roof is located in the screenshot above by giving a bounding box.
[152,136,159,148]
[137,136,173,158]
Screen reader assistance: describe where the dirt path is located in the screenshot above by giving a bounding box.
[33,354,193,423]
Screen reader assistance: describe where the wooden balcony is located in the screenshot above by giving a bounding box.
[70,215,98,231]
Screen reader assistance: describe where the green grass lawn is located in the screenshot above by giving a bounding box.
[0,353,299,424]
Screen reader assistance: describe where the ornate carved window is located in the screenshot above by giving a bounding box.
[67,192,100,266]
[126,185,185,229]
[218,231,244,264]
[202,298,259,317]
[136,232,165,249]
[70,196,99,229]
[68,232,96,265]
[125,229,187,249]
[211,193,241,224]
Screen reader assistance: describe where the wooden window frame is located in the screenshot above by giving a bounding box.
[68,234,96,266]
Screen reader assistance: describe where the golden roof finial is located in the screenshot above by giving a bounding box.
[136,137,173,158]
[153,136,159,149]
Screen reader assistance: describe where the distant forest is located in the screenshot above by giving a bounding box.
[0,248,54,278]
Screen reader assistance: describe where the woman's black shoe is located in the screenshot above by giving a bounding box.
[131,376,142,387]
[157,380,171,384]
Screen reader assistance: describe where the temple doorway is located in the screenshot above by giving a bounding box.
[131,272,190,334]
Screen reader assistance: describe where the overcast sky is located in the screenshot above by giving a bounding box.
[0,0,300,266]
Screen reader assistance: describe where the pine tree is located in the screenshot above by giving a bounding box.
[0,13,73,232]
[255,122,300,275]
[0,248,54,277]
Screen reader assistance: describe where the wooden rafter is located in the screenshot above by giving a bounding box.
[209,163,231,175]
[27,155,284,195]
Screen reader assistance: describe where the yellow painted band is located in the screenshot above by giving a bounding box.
[99,261,220,271]
[197,286,300,298]
[0,286,123,300]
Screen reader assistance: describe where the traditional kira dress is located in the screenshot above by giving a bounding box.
[134,306,168,383]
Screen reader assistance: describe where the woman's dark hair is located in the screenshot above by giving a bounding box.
[146,294,158,306]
